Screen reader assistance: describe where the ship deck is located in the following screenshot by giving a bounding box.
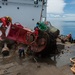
[0,41,74,75]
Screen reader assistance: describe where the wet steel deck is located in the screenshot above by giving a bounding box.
[0,43,75,75]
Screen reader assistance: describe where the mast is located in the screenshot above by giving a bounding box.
[40,0,44,22]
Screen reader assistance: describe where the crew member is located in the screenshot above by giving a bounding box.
[18,45,25,58]
[67,33,73,43]
[0,16,12,37]
[0,16,12,28]
[34,27,39,40]
[36,21,49,31]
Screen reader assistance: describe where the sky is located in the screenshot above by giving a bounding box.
[47,0,75,21]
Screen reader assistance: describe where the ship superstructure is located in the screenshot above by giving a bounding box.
[0,0,47,29]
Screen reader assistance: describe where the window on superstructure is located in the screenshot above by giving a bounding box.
[2,0,7,1]
[2,0,8,5]
[43,0,46,4]
[39,0,46,4]
[0,6,2,8]
[39,0,42,1]
[17,7,19,9]
[34,0,38,4]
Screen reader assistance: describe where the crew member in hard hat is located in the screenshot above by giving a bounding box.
[0,16,12,28]
[0,16,12,37]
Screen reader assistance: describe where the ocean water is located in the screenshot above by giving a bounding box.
[49,20,75,39]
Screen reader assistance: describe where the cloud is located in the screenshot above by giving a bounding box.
[47,0,66,14]
[64,14,75,17]
[62,14,75,21]
[49,14,61,18]
[47,13,75,21]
